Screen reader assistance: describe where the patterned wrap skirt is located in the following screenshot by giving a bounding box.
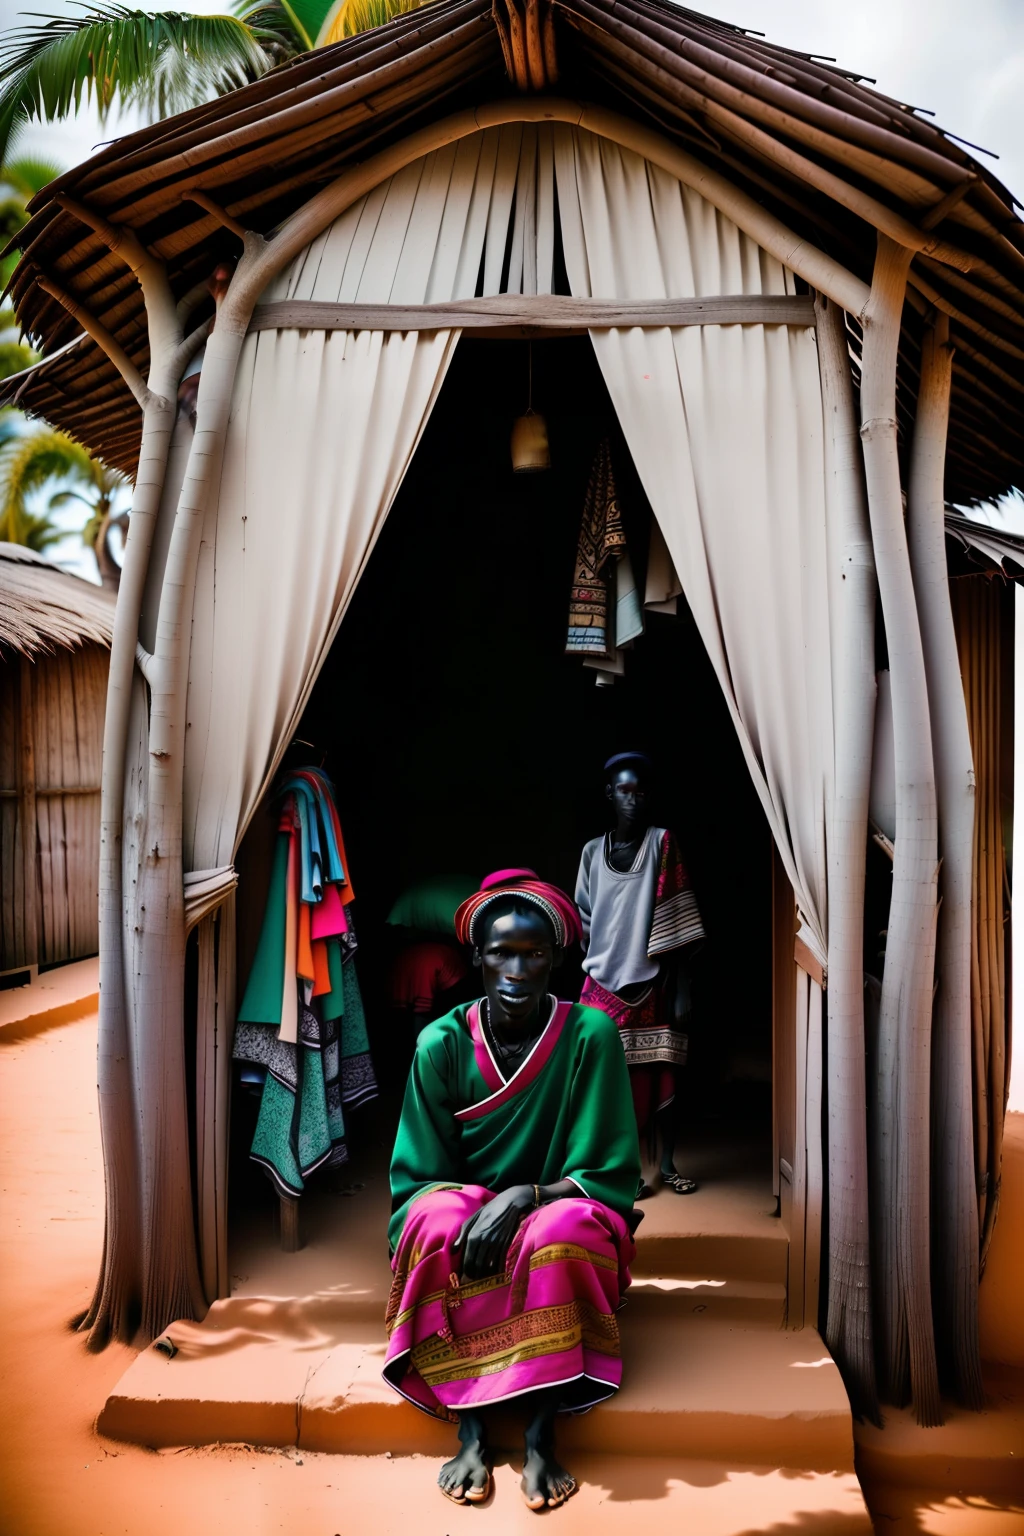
[383,1185,636,1419]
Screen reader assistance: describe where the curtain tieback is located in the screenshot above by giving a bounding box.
[184,865,238,932]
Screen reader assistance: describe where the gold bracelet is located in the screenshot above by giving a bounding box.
[533,1183,541,1208]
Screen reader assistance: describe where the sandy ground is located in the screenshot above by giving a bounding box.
[1,1009,1022,1536]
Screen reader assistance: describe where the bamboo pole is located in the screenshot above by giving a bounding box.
[861,233,942,1426]
[815,292,880,1422]
[907,315,984,1409]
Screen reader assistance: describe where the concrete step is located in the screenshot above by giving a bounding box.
[633,1229,789,1285]
[631,1184,788,1284]
[626,1276,787,1326]
[99,1310,854,1474]
[854,1363,1024,1497]
[130,1448,866,1534]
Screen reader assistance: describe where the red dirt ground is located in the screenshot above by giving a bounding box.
[1,1008,1021,1535]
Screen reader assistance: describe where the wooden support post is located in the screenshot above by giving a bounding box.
[815,291,879,1419]
[908,313,984,1410]
[279,1196,301,1253]
[18,657,38,968]
[860,233,942,1426]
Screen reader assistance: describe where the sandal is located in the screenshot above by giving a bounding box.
[664,1172,699,1194]
[636,1176,656,1201]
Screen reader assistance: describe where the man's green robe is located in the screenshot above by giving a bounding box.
[389,1000,640,1251]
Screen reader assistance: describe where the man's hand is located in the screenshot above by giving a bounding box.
[454,1185,535,1279]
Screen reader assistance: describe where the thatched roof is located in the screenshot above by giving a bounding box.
[0,544,115,658]
[2,0,1022,504]
[945,512,1024,579]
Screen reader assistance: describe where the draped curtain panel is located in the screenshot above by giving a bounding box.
[553,127,832,965]
[183,124,565,878]
[178,122,833,1291]
[951,576,1010,1265]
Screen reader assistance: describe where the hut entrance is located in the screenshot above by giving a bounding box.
[227,334,777,1284]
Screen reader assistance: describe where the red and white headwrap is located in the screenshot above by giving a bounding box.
[454,869,583,950]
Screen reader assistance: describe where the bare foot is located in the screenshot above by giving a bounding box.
[521,1445,577,1510]
[438,1438,490,1504]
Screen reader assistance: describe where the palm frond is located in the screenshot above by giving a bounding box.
[0,6,278,165]
[0,425,101,543]
[0,340,38,379]
[316,0,429,46]
[232,0,314,57]
[8,506,63,551]
[0,153,64,199]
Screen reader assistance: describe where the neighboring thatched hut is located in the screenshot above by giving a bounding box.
[0,543,114,980]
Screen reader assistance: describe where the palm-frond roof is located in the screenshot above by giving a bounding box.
[0,542,115,657]
[2,0,1022,504]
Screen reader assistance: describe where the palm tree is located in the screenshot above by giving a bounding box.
[0,425,127,584]
[1,154,61,378]
[0,0,432,166]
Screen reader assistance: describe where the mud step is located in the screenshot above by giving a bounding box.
[626,1276,787,1326]
[99,1311,853,1474]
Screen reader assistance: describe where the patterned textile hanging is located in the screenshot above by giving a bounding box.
[233,766,377,1198]
[566,438,627,657]
[566,437,644,684]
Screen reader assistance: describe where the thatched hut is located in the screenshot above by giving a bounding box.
[0,544,114,980]
[2,0,1022,1457]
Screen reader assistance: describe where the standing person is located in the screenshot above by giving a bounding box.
[385,870,641,1512]
[576,753,705,1197]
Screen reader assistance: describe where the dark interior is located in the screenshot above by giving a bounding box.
[229,334,774,1220]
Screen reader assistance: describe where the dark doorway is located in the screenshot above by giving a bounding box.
[230,334,773,1240]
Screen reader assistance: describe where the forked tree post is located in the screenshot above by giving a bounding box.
[815,292,879,1422]
[907,313,984,1410]
[859,234,942,1426]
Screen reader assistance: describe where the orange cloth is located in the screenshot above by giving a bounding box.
[311,938,331,997]
[297,900,315,983]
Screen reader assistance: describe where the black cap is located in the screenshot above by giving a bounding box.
[603,751,653,774]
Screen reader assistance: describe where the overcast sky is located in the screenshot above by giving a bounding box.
[2,0,1022,571]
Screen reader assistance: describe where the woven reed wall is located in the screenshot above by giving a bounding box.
[951,575,1013,1267]
[0,643,107,972]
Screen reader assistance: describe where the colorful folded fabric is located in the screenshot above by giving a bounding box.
[234,765,377,1195]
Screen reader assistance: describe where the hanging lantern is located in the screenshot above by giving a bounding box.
[511,342,551,472]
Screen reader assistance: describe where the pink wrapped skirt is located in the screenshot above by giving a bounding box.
[383,1185,635,1420]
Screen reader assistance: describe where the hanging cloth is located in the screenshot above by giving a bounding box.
[234,767,378,1193]
[645,518,683,616]
[566,438,626,657]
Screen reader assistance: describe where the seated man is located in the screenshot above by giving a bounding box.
[384,870,641,1511]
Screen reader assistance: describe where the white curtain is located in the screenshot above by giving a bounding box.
[554,127,833,966]
[183,124,563,875]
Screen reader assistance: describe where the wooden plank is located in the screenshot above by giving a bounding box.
[57,650,81,959]
[804,977,824,1328]
[78,651,104,959]
[196,915,217,1302]
[772,845,797,1195]
[248,293,818,334]
[789,966,809,1329]
[0,665,17,969]
[214,894,235,1300]
[18,658,38,970]
[794,934,825,988]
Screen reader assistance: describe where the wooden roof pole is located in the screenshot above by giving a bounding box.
[860,233,943,1427]
[815,292,880,1423]
[907,313,985,1412]
[35,276,150,408]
